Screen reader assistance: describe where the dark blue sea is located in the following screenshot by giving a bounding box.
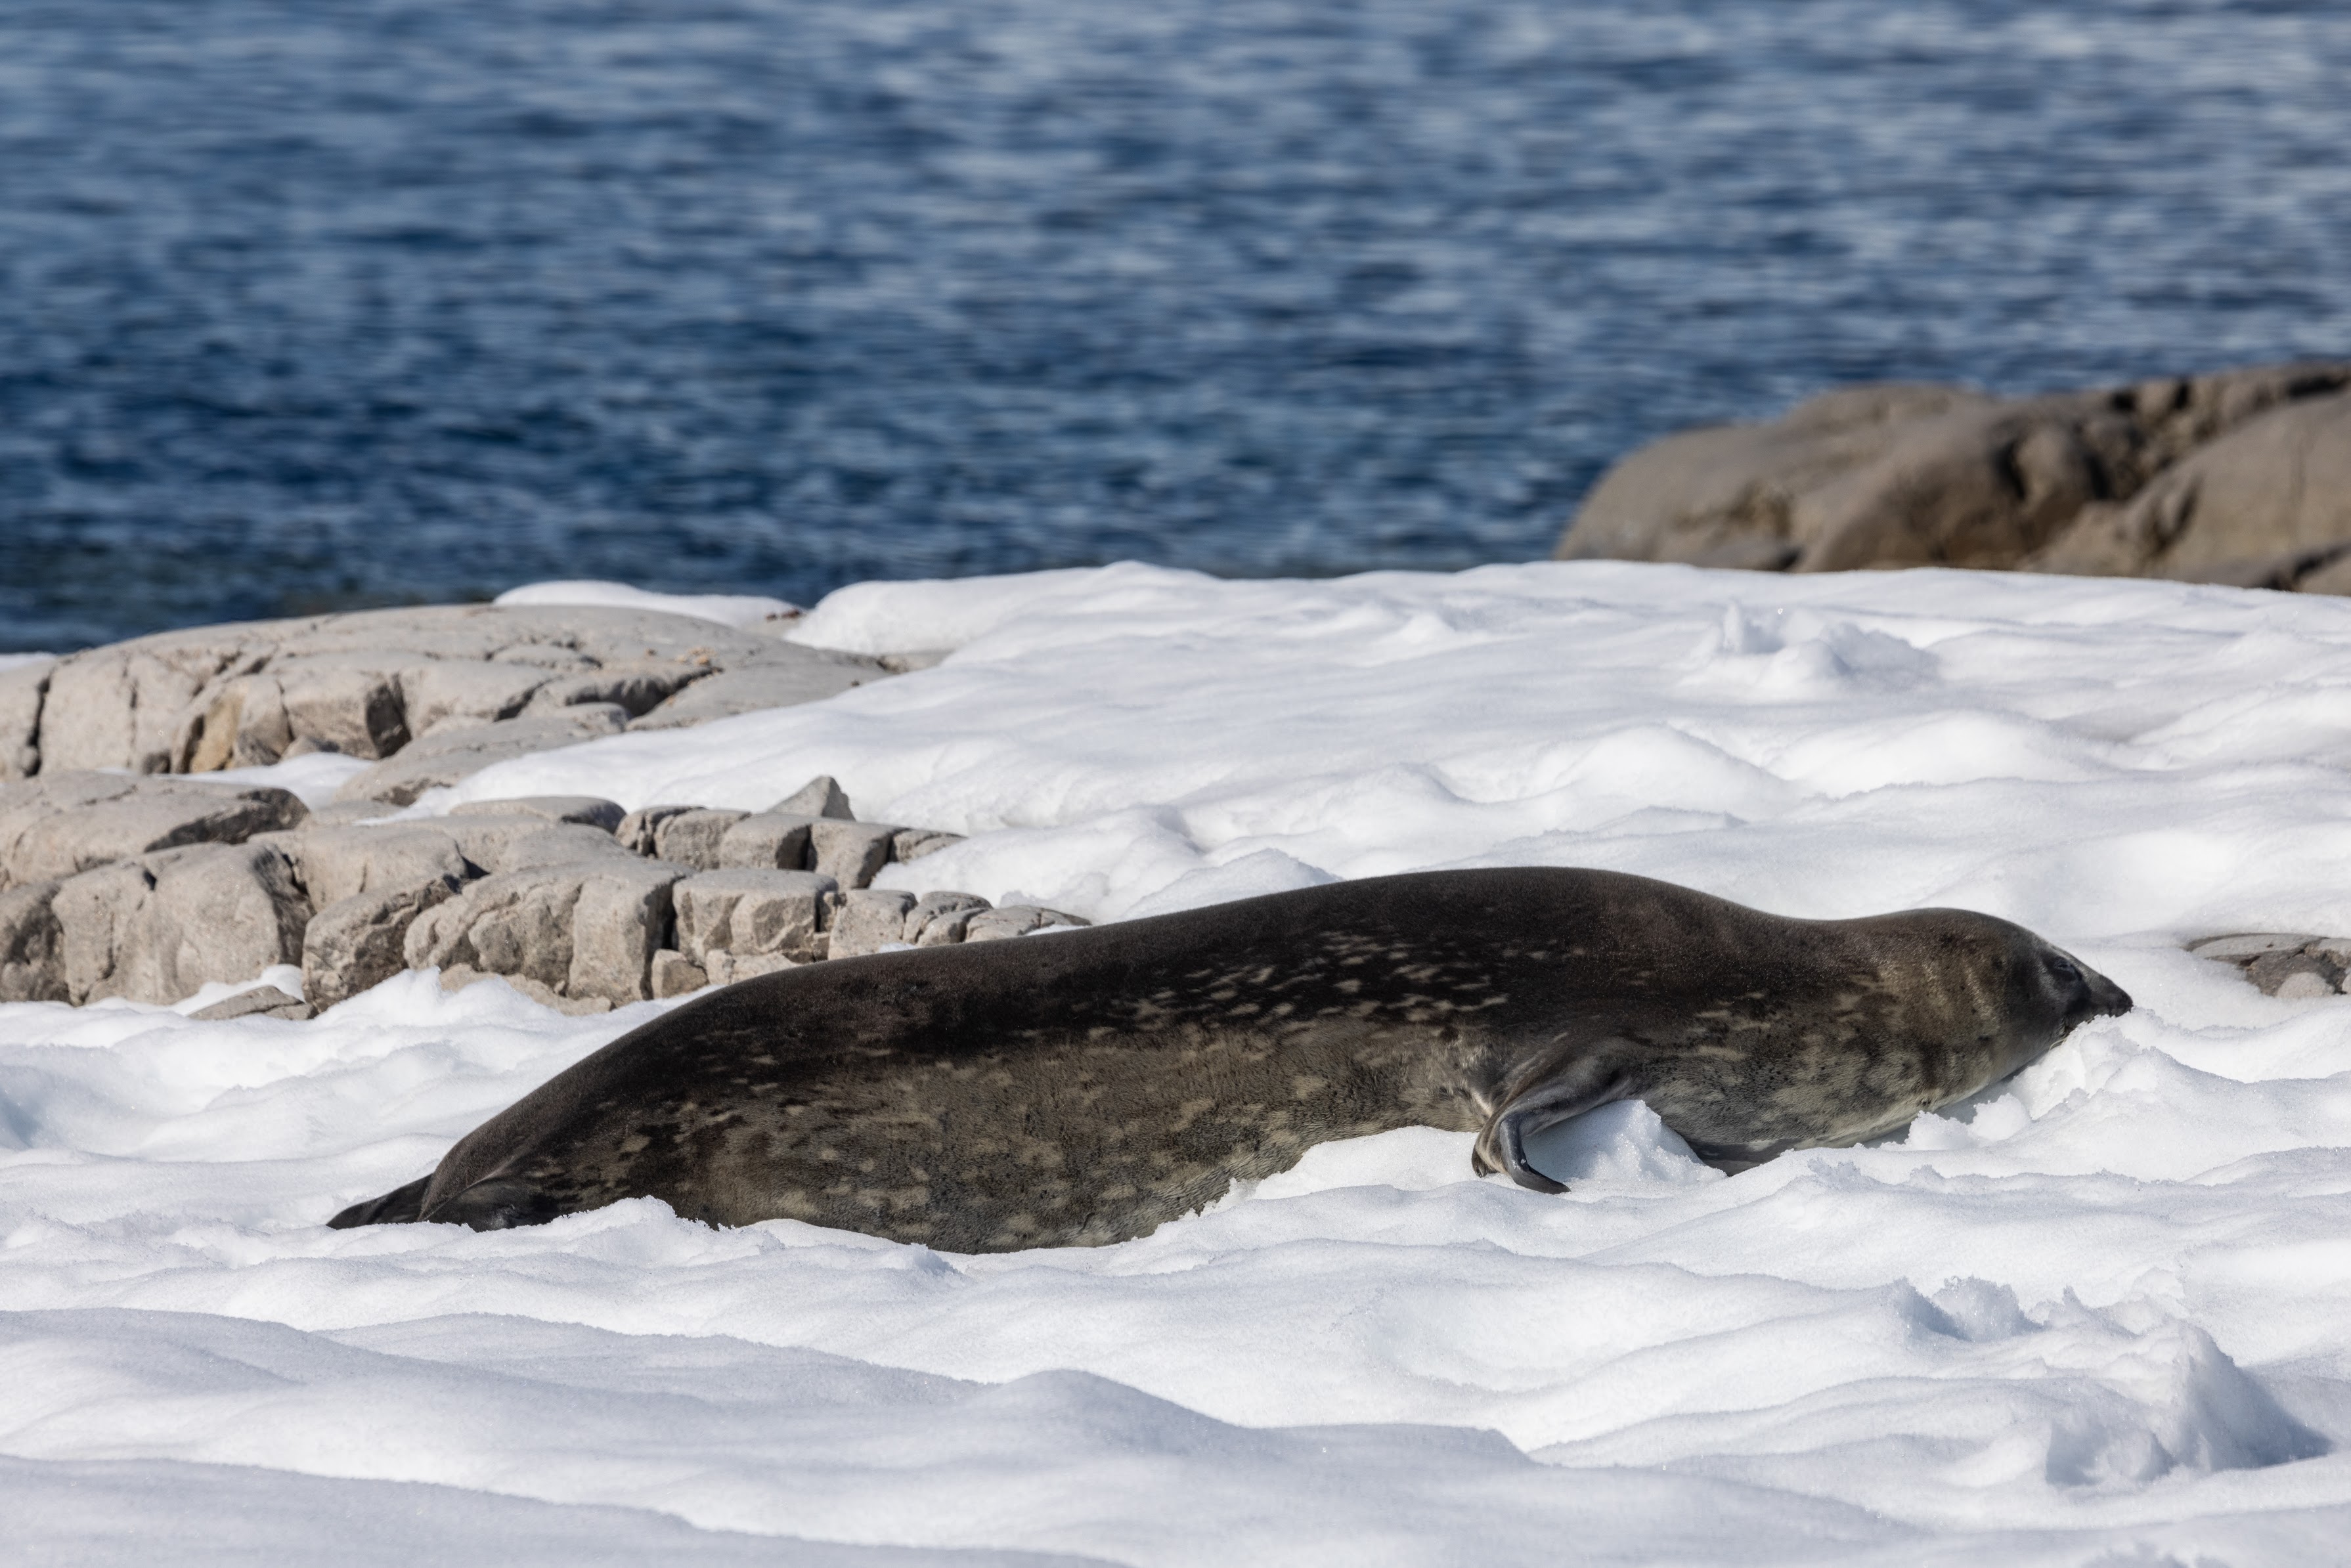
[3,1,2347,651]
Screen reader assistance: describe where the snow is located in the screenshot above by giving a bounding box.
[493,578,801,630]
[7,559,2351,1563]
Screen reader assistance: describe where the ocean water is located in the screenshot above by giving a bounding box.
[2,0,2347,651]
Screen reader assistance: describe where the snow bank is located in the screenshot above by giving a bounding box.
[494,578,801,630]
[7,561,2351,1563]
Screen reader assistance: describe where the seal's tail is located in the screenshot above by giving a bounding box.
[327,1174,431,1229]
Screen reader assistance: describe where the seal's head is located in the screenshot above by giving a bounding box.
[2002,928,2132,1074]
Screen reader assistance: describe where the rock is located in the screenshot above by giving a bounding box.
[808,819,897,890]
[826,888,918,959]
[288,823,475,909]
[1556,361,2351,580]
[963,905,1090,943]
[672,869,835,963]
[627,653,881,731]
[649,949,708,999]
[0,880,66,1002]
[703,949,798,985]
[53,840,311,1005]
[2032,389,2351,589]
[0,773,308,891]
[615,804,698,856]
[771,775,856,819]
[651,809,751,871]
[434,816,629,877]
[2249,946,2346,998]
[29,603,879,778]
[716,813,815,871]
[904,890,991,946]
[404,858,684,1005]
[2274,969,2338,1001]
[449,796,626,833]
[333,707,630,806]
[570,861,690,1003]
[2186,933,2317,961]
[891,828,964,863]
[188,985,315,1022]
[0,661,50,781]
[303,878,462,1007]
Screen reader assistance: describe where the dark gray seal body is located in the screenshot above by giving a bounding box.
[330,868,2130,1250]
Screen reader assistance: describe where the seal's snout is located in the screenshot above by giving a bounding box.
[2049,946,2131,1024]
[2086,969,2133,1020]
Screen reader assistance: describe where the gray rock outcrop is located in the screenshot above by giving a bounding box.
[673,869,837,966]
[403,857,687,1007]
[12,602,885,783]
[52,840,311,1006]
[1,773,307,890]
[1554,361,2351,587]
[2191,933,2351,999]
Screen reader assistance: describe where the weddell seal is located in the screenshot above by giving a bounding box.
[329,868,2130,1250]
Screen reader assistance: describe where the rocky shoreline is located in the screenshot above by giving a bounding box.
[0,600,1082,1013]
[1555,359,2351,590]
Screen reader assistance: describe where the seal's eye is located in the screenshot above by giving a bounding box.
[2046,953,2082,988]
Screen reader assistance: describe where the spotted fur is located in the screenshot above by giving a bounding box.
[330,868,2130,1250]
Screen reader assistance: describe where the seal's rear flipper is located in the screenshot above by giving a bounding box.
[1472,1058,1629,1194]
[327,1174,433,1229]
[421,1175,564,1231]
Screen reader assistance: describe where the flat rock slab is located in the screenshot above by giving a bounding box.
[188,985,316,1022]
[0,772,307,891]
[18,603,887,781]
[2191,932,2351,997]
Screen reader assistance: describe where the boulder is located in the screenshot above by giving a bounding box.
[826,888,918,959]
[905,891,991,946]
[0,661,49,781]
[0,880,66,1002]
[303,878,463,1008]
[188,986,315,1022]
[1556,361,2351,581]
[615,804,697,856]
[449,796,626,833]
[808,819,897,890]
[441,816,634,876]
[53,840,311,1005]
[286,823,475,909]
[2031,389,2351,589]
[770,775,855,819]
[892,828,964,863]
[963,905,1090,943]
[404,858,686,1005]
[0,773,307,891]
[334,707,630,806]
[649,948,708,999]
[672,869,836,964]
[650,808,751,871]
[715,812,816,871]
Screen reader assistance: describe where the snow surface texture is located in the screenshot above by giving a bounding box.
[7,560,2351,1564]
[493,578,801,630]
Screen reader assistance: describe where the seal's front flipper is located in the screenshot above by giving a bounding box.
[420,1175,565,1231]
[1472,1058,1629,1194]
[327,1174,433,1229]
